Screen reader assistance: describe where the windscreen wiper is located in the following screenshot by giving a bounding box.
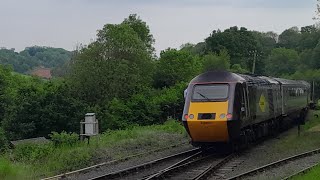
[196,92,210,100]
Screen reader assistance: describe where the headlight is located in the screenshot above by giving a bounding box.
[189,114,194,119]
[220,113,226,119]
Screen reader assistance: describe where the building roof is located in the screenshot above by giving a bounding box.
[10,137,49,147]
[31,67,52,79]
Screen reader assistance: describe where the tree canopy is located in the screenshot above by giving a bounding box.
[0,46,71,75]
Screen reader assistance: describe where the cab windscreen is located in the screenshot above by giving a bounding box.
[192,84,229,101]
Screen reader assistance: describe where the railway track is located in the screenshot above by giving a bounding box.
[227,147,320,180]
[45,142,320,180]
[42,142,189,180]
[193,154,242,180]
[89,147,201,180]
[142,152,241,180]
[89,146,242,180]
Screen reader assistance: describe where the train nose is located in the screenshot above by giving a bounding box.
[185,101,229,142]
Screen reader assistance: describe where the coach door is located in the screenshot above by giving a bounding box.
[241,83,250,125]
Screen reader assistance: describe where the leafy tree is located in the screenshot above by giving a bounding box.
[299,49,314,70]
[122,14,155,55]
[0,66,12,122]
[230,64,249,74]
[0,127,8,151]
[153,48,201,88]
[278,27,301,49]
[101,88,161,130]
[2,74,86,140]
[251,31,277,74]
[0,47,71,74]
[153,82,187,122]
[0,48,32,73]
[180,42,207,56]
[301,25,317,33]
[265,48,299,76]
[69,15,155,106]
[180,43,195,52]
[205,26,258,68]
[298,26,320,51]
[102,98,132,130]
[202,50,230,72]
[2,82,45,140]
[311,40,320,69]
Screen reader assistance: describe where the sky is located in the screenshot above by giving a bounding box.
[0,0,317,54]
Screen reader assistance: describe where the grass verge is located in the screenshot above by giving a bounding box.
[266,110,320,179]
[269,110,320,155]
[291,163,320,180]
[0,119,188,179]
[289,110,320,179]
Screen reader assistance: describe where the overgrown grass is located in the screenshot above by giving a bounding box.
[288,110,320,179]
[291,163,320,180]
[268,110,320,155]
[0,157,30,180]
[302,110,320,130]
[0,119,188,179]
[258,110,320,179]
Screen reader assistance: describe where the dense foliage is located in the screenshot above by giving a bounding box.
[0,46,71,74]
[0,14,320,148]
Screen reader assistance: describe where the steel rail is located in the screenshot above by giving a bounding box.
[145,148,230,180]
[228,147,320,180]
[89,147,200,180]
[144,151,205,180]
[193,153,236,180]
[42,142,189,180]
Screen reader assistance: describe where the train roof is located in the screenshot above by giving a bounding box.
[190,71,310,87]
[258,76,280,84]
[237,74,272,86]
[273,78,299,85]
[190,71,245,84]
[274,78,310,87]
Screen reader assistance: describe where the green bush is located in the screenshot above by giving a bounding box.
[49,131,79,146]
[102,98,132,130]
[11,143,54,163]
[45,146,92,172]
[0,127,8,152]
[153,82,187,122]
[101,88,162,130]
[126,92,161,125]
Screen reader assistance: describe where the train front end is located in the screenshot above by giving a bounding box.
[182,71,242,147]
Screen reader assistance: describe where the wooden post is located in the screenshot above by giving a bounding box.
[80,120,84,141]
[252,50,257,74]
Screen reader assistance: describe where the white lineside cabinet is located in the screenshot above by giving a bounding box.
[80,113,99,137]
